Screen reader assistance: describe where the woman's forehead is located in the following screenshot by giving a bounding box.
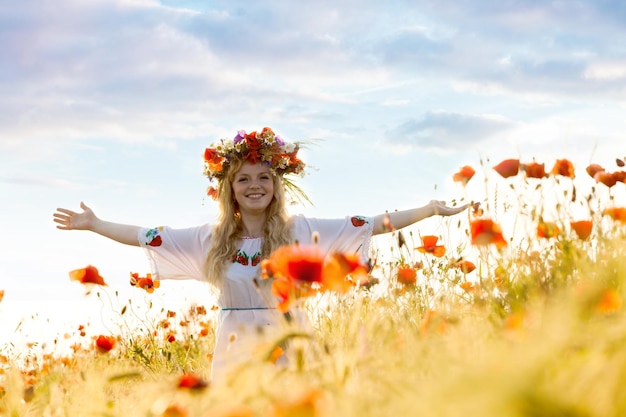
[235,162,271,176]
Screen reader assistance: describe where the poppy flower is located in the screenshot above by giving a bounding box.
[269,387,328,417]
[0,289,4,303]
[204,404,254,417]
[262,244,368,312]
[594,171,620,188]
[596,289,622,314]
[95,335,116,353]
[586,164,605,179]
[207,186,218,200]
[130,272,160,293]
[453,165,476,186]
[382,213,396,232]
[551,159,575,178]
[270,277,299,313]
[570,220,593,240]
[322,252,369,293]
[471,202,484,217]
[454,260,476,274]
[415,235,446,257]
[204,148,223,164]
[177,373,209,390]
[522,162,546,179]
[537,221,561,239]
[493,159,520,178]
[459,281,477,292]
[470,219,507,248]
[603,207,626,224]
[397,266,417,286]
[69,265,107,286]
[158,404,189,417]
[264,245,325,284]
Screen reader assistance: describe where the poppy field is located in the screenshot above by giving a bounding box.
[2,155,626,417]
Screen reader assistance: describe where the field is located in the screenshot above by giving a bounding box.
[2,157,626,417]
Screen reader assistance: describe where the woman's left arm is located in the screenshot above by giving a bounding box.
[372,200,468,236]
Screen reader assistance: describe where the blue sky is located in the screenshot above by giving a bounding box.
[1,0,626,349]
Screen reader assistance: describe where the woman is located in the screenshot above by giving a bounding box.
[53,127,467,381]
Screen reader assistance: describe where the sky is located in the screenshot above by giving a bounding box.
[1,0,626,352]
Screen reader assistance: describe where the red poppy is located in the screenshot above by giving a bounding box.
[551,159,575,178]
[262,244,368,312]
[459,281,477,292]
[397,266,417,286]
[203,148,223,164]
[454,260,476,274]
[95,335,116,353]
[177,373,209,390]
[493,159,520,178]
[522,162,546,179]
[207,186,218,200]
[415,235,446,257]
[322,252,369,293]
[604,207,626,224]
[270,387,327,417]
[570,220,593,240]
[470,219,507,248]
[130,272,160,293]
[267,245,325,284]
[270,277,298,313]
[453,165,476,186]
[382,213,396,232]
[595,171,620,188]
[471,202,484,217]
[70,265,107,286]
[596,289,622,314]
[537,221,561,239]
[586,164,605,179]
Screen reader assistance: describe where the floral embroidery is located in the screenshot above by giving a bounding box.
[144,227,163,247]
[232,250,262,267]
[350,216,367,227]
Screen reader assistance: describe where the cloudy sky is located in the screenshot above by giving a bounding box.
[1,0,626,349]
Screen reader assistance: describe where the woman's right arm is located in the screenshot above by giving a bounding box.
[53,201,141,247]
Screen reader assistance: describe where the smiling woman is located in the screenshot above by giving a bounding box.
[52,127,468,383]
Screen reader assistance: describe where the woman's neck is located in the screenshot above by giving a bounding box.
[239,213,266,238]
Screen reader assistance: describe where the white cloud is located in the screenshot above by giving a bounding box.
[584,62,626,80]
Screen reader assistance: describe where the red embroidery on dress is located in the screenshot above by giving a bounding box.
[350,216,366,227]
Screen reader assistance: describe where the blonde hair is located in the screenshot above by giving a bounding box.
[205,158,293,289]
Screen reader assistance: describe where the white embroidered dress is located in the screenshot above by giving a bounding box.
[138,214,373,381]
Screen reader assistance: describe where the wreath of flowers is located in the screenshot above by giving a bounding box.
[203,127,310,204]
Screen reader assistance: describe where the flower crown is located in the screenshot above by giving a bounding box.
[203,127,310,204]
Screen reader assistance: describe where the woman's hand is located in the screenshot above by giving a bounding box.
[53,202,141,246]
[53,201,97,231]
[428,200,469,217]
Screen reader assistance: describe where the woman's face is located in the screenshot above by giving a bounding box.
[231,162,274,215]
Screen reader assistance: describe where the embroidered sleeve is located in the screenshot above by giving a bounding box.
[138,225,212,282]
[291,215,374,262]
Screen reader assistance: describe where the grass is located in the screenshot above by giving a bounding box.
[2,156,626,416]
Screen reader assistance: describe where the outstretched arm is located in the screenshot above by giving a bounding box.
[372,200,468,236]
[53,202,141,247]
